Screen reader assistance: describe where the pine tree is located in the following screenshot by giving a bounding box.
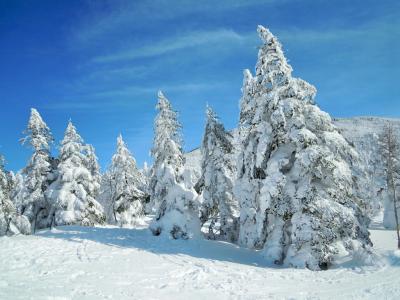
[20,108,54,232]
[197,106,239,242]
[0,155,31,236]
[46,121,105,226]
[380,124,400,241]
[107,134,146,227]
[149,91,200,239]
[235,26,372,270]
[149,91,184,210]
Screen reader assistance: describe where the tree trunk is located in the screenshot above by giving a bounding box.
[390,172,400,248]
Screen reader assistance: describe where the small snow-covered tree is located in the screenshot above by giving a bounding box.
[197,106,239,242]
[19,108,54,231]
[47,121,105,226]
[235,26,372,269]
[380,124,400,245]
[149,91,200,239]
[106,134,146,227]
[0,155,31,236]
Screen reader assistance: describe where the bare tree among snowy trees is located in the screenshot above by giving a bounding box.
[196,106,239,242]
[380,124,400,247]
[235,25,372,270]
[0,155,30,236]
[46,121,105,226]
[18,108,54,232]
[149,91,200,239]
[104,135,146,227]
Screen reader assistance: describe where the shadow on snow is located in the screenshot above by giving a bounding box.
[36,225,273,269]
[35,224,399,270]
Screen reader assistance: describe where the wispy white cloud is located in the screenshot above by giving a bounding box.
[90,82,227,98]
[92,29,254,63]
[43,81,227,111]
[72,0,279,47]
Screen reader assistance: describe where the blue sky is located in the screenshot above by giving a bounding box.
[0,0,399,171]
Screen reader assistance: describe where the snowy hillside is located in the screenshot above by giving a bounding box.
[1,217,399,300]
[334,117,400,139]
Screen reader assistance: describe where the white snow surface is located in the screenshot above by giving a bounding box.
[1,216,400,300]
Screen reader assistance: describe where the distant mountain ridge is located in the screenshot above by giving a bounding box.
[185,116,400,169]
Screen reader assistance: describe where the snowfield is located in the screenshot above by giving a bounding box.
[1,217,400,300]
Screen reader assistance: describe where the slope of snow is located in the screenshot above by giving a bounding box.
[1,217,400,299]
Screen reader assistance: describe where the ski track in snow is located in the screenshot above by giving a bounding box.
[1,221,400,300]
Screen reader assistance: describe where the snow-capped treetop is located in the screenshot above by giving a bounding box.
[203,106,233,154]
[60,121,85,162]
[255,25,293,88]
[21,108,53,152]
[151,91,184,170]
[239,69,255,128]
[114,134,133,162]
[0,155,8,189]
[0,155,5,172]
[114,134,131,157]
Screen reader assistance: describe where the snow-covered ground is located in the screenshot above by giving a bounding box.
[1,216,400,300]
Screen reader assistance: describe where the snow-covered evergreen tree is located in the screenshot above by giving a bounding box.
[0,155,31,236]
[106,134,146,227]
[149,91,184,211]
[235,26,372,269]
[19,108,54,231]
[149,91,200,239]
[46,121,105,226]
[197,106,239,242]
